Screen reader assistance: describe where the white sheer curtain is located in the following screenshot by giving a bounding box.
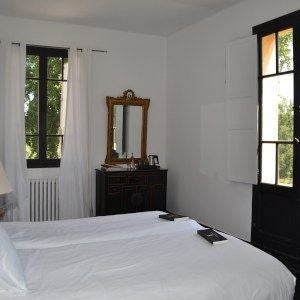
[59,48,92,220]
[0,42,29,221]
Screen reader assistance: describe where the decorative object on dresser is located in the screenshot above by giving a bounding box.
[148,155,160,168]
[105,90,150,165]
[96,169,167,216]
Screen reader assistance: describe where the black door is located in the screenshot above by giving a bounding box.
[252,11,300,276]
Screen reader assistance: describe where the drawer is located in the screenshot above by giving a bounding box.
[148,175,164,185]
[96,169,167,216]
[128,175,146,185]
[108,176,127,185]
[108,185,122,194]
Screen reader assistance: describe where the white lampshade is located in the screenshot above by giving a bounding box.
[0,161,13,196]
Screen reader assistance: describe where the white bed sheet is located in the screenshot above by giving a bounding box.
[3,211,196,249]
[1,218,295,300]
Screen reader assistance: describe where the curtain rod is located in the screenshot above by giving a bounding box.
[10,42,108,53]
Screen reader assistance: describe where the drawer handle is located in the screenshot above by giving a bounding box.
[109,187,120,193]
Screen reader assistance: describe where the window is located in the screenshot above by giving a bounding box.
[254,11,300,189]
[25,46,68,168]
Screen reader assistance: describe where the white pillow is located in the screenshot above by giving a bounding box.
[0,225,28,294]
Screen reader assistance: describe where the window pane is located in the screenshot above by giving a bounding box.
[47,81,67,134]
[63,58,68,80]
[47,57,62,79]
[278,143,293,187]
[46,136,62,159]
[262,33,276,75]
[278,28,293,72]
[262,74,294,141]
[26,55,39,78]
[261,143,276,184]
[26,136,39,159]
[25,79,39,135]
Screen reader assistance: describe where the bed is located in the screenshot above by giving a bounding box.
[0,211,296,299]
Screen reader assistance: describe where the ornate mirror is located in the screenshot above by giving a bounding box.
[105,90,150,164]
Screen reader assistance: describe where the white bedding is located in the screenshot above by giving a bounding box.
[1,212,296,299]
[3,211,194,249]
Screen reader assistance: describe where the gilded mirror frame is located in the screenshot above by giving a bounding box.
[105,90,150,164]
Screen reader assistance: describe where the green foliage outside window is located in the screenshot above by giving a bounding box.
[278,30,293,72]
[278,97,293,185]
[25,54,39,159]
[278,30,293,185]
[25,54,67,160]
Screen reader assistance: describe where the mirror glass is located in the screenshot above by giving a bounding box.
[112,105,143,159]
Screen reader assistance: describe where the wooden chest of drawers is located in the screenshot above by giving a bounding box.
[95,169,167,216]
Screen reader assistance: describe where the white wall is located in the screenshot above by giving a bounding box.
[1,1,299,239]
[166,0,300,241]
[0,15,167,206]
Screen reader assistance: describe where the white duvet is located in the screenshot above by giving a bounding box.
[1,212,296,299]
[3,211,193,249]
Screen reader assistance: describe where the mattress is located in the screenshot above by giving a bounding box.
[2,211,296,299]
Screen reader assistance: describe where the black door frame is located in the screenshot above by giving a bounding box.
[252,10,300,277]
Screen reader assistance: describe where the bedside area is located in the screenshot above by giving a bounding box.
[0,208,5,221]
[0,161,13,222]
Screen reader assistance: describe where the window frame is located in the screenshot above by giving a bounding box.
[253,10,300,192]
[26,46,68,168]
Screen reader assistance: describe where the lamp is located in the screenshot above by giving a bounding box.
[0,161,12,196]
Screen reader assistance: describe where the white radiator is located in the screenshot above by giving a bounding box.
[29,178,59,222]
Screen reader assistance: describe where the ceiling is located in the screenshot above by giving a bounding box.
[0,0,245,36]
